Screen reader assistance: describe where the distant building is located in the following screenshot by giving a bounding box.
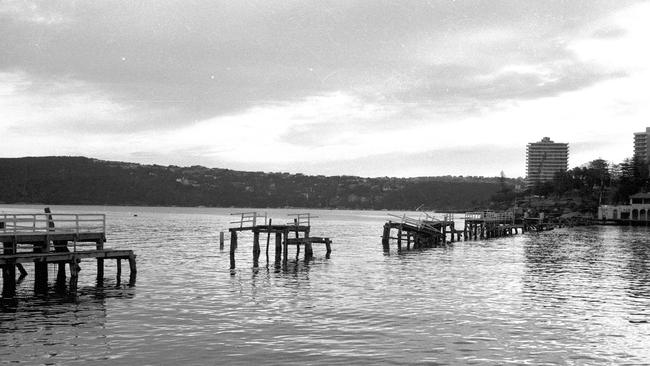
[598,192,650,222]
[526,137,569,189]
[633,127,650,163]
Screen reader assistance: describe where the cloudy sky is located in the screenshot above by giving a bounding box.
[2,1,649,178]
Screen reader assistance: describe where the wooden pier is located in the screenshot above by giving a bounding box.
[1,209,136,298]
[382,211,555,252]
[381,213,457,251]
[228,212,331,269]
[463,211,525,240]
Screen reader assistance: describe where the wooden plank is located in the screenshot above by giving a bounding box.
[0,249,135,265]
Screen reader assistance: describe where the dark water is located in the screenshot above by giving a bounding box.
[1,205,649,365]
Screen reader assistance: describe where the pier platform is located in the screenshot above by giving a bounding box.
[381,213,451,251]
[227,212,332,269]
[1,210,136,298]
[382,211,556,252]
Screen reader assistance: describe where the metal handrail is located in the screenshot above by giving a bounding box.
[287,213,315,226]
[229,212,267,228]
[0,213,106,235]
[464,211,514,223]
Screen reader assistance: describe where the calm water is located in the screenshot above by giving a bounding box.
[1,205,649,365]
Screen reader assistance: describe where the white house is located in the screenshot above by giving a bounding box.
[598,193,650,221]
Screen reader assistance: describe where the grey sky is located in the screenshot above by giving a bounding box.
[2,1,649,177]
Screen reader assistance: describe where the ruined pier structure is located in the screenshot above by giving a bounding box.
[463,211,525,240]
[228,212,331,269]
[1,209,136,298]
[382,211,530,251]
[381,213,458,251]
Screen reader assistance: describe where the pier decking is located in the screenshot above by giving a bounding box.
[1,210,136,298]
[382,211,554,252]
[227,212,331,269]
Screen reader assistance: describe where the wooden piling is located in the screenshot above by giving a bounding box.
[282,229,289,264]
[382,223,390,251]
[229,230,237,270]
[69,256,80,291]
[253,230,261,268]
[397,227,402,248]
[128,253,137,285]
[304,228,313,260]
[96,238,104,281]
[2,259,16,298]
[34,239,48,292]
[219,231,225,250]
[325,239,332,259]
[275,232,282,264]
[265,219,272,265]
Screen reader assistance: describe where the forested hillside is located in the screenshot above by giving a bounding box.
[0,157,516,210]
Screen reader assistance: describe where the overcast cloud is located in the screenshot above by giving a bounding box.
[1,0,649,177]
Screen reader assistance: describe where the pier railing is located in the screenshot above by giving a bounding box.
[465,211,514,223]
[230,212,267,228]
[389,214,441,233]
[0,213,106,235]
[287,213,315,227]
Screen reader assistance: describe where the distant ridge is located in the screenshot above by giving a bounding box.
[0,156,518,210]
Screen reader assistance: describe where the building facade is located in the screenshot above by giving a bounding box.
[526,137,569,189]
[633,127,650,163]
[598,193,650,222]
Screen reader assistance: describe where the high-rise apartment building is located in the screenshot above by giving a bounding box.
[634,127,650,163]
[526,137,569,189]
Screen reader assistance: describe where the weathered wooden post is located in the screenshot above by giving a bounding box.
[325,239,332,259]
[69,255,80,292]
[229,230,237,270]
[34,239,48,293]
[463,221,468,240]
[265,219,272,265]
[96,237,104,281]
[116,259,122,281]
[274,232,282,264]
[2,240,17,298]
[450,222,455,243]
[397,227,402,249]
[219,231,225,250]
[397,232,403,251]
[253,230,260,268]
[304,225,312,260]
[381,223,390,251]
[128,253,137,285]
[442,224,447,243]
[2,259,17,298]
[282,229,289,264]
[293,219,300,260]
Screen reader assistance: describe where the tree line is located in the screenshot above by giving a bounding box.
[492,156,650,213]
[0,156,514,211]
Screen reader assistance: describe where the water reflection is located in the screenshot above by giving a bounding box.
[1,283,136,364]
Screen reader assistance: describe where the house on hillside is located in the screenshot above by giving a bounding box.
[598,193,650,222]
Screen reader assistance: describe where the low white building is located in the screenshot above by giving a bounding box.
[598,193,650,221]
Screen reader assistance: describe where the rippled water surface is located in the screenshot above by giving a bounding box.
[1,205,650,365]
